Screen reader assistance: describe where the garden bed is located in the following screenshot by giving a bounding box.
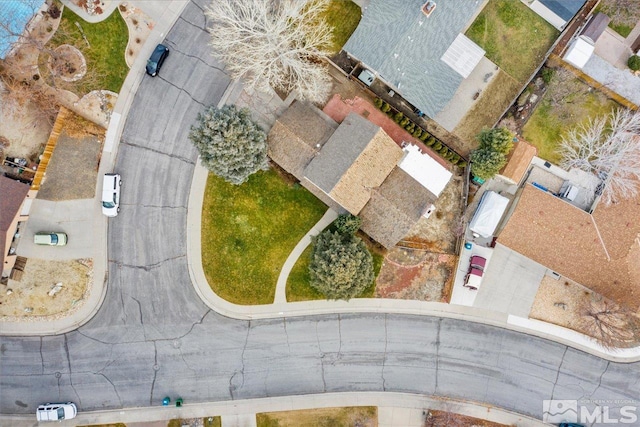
[41,5,129,94]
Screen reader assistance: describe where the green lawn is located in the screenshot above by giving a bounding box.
[286,239,384,302]
[320,0,362,54]
[43,6,129,94]
[522,71,619,164]
[465,0,558,84]
[201,170,327,305]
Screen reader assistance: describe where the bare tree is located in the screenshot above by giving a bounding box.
[0,69,59,126]
[579,296,640,349]
[558,108,640,205]
[205,0,334,104]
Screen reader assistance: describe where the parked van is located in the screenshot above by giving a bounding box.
[36,402,77,421]
[102,173,122,217]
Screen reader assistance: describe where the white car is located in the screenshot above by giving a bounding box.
[36,402,77,421]
[34,232,68,246]
[102,173,122,217]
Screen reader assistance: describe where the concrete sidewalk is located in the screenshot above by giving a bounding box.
[0,392,548,427]
[273,208,338,303]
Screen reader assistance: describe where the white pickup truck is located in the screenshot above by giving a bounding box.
[36,402,77,422]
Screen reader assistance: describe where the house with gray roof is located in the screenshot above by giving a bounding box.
[528,0,587,30]
[268,101,452,248]
[343,0,486,121]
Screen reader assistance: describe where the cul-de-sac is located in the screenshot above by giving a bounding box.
[1,0,640,426]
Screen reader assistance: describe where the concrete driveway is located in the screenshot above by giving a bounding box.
[16,198,101,261]
[473,243,546,317]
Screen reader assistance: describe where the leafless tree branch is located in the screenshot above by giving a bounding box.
[205,0,334,104]
[558,108,640,205]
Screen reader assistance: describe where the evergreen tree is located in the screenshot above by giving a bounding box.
[309,230,373,300]
[333,214,361,235]
[470,148,507,180]
[189,105,267,185]
[477,127,514,155]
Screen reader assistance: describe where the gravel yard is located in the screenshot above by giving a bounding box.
[529,276,593,333]
[36,130,103,201]
[0,258,92,318]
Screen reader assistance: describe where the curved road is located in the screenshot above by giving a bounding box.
[1,0,639,423]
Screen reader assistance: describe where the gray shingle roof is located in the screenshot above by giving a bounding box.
[343,0,484,117]
[538,0,586,22]
[304,112,381,193]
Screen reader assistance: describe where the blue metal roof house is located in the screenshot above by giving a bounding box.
[528,0,587,30]
[343,0,485,123]
[0,0,46,59]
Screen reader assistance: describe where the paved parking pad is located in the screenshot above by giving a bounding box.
[472,243,546,317]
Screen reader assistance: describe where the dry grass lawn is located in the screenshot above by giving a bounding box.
[453,70,520,151]
[257,407,377,427]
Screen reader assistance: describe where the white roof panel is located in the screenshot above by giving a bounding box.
[563,37,594,69]
[441,33,486,78]
[398,143,452,197]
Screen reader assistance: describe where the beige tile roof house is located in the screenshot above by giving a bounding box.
[498,184,640,309]
[268,101,448,248]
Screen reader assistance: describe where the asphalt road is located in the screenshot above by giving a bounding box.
[1,0,640,423]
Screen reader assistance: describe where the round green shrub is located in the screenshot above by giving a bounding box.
[628,55,640,71]
[381,102,391,113]
[405,122,414,132]
[433,142,442,150]
[426,136,436,146]
[412,128,422,138]
[394,112,404,123]
[458,161,467,168]
[400,117,410,126]
[419,131,429,141]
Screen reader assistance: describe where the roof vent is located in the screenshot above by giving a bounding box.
[422,1,436,17]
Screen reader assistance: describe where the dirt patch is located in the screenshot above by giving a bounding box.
[376,249,456,302]
[37,130,103,200]
[425,409,512,427]
[405,177,465,254]
[0,86,53,160]
[0,258,92,318]
[530,276,592,332]
[48,44,86,82]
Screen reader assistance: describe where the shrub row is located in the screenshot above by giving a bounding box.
[373,98,465,167]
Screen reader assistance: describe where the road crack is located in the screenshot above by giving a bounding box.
[550,346,568,401]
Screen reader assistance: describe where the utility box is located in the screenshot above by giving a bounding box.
[358,69,375,86]
[559,181,579,201]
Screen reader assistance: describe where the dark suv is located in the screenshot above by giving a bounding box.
[146,44,169,77]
